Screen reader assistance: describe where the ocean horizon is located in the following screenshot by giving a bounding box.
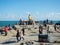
[0,20,59,27]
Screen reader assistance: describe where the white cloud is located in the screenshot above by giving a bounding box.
[26,11,32,15]
[56,13,60,15]
[5,15,15,19]
[32,12,60,21]
[47,12,60,20]
[11,15,15,19]
[0,12,60,21]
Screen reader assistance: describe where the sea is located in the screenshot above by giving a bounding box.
[0,21,19,27]
[0,21,59,27]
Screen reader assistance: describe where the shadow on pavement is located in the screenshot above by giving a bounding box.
[2,40,16,44]
[29,34,38,36]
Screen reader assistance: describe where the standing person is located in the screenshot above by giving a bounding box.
[16,30,20,42]
[26,21,28,25]
[43,20,47,27]
[28,14,33,25]
[22,26,25,36]
[28,14,32,22]
[39,25,43,34]
[47,25,49,33]
[54,25,56,31]
[20,19,22,25]
[46,19,48,24]
[3,26,8,36]
[20,30,24,41]
[32,21,35,28]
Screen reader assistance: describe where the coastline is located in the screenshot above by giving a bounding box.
[0,20,60,27]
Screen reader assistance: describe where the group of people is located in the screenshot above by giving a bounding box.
[16,26,25,42]
[39,24,57,34]
[0,25,25,42]
[19,14,33,25]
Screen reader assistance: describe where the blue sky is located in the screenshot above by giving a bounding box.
[0,0,60,21]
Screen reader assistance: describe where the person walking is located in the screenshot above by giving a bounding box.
[16,30,20,42]
[20,30,24,41]
[22,27,25,36]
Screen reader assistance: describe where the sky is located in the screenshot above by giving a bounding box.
[0,0,60,21]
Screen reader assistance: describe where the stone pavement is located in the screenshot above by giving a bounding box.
[0,33,38,45]
[0,25,60,45]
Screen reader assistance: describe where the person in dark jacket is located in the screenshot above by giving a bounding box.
[54,25,56,31]
[39,25,43,34]
[22,27,25,36]
[47,25,49,33]
[16,30,20,42]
